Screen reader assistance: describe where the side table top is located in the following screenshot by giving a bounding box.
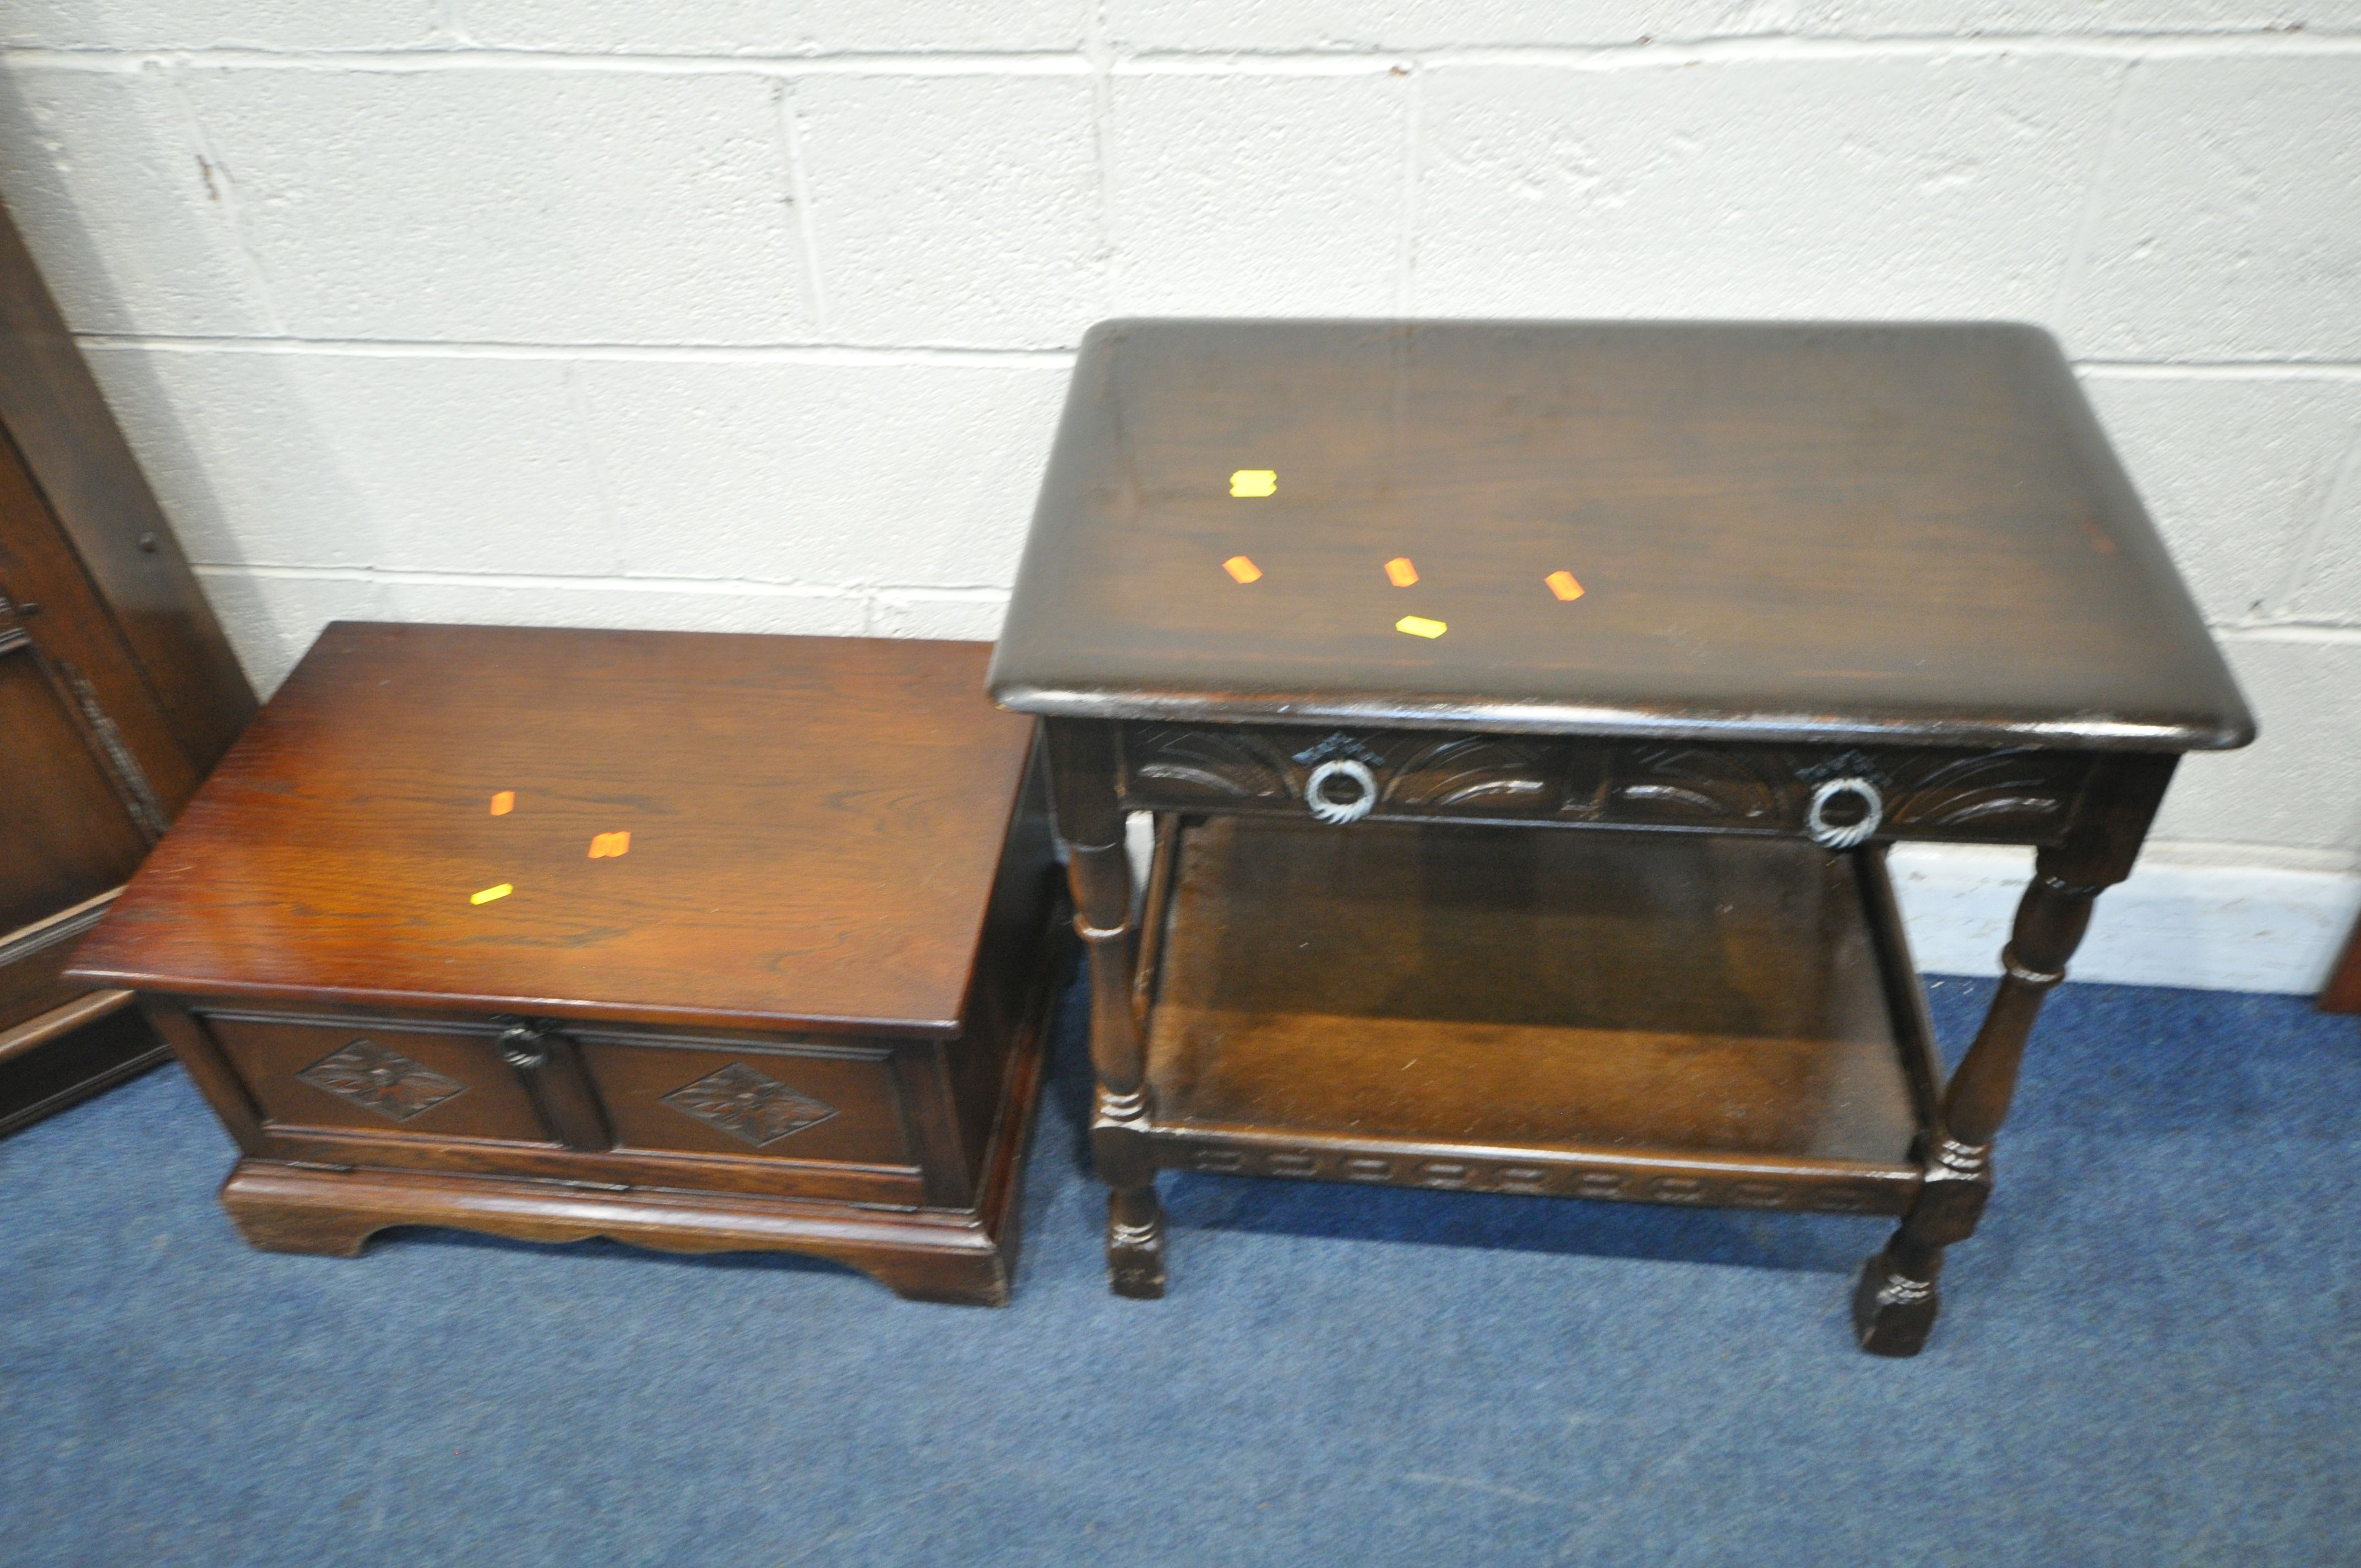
[988,320,2250,752]
[70,623,1038,1036]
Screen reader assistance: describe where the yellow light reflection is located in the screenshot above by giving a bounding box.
[1546,570,1585,602]
[1396,616,1447,639]
[1229,470,1277,498]
[1223,556,1264,584]
[470,883,514,905]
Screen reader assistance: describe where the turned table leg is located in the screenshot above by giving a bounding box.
[1854,755,2174,1356]
[1853,862,2090,1353]
[1046,722,1165,1298]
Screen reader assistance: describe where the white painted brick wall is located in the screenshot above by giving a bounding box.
[2,4,2357,906]
[81,347,613,573]
[465,1,1089,56]
[570,356,1071,581]
[2152,635,2361,852]
[1108,72,1411,315]
[0,66,277,335]
[2080,373,2361,623]
[791,73,1100,344]
[0,3,449,52]
[2062,56,2361,360]
[183,68,818,342]
[1414,55,2128,322]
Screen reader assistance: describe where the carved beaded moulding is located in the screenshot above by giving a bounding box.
[1182,1143,1908,1216]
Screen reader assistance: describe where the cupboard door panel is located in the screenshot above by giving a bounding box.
[0,643,148,932]
[0,890,119,1033]
[201,1012,549,1147]
[575,1031,912,1169]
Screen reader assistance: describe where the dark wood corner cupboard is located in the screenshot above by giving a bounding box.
[0,195,257,1135]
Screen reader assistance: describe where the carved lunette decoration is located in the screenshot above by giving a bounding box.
[1881,750,2088,834]
[1609,744,2085,839]
[1123,725,1554,815]
[1125,726,1294,800]
[1384,736,1551,809]
[1611,745,1790,823]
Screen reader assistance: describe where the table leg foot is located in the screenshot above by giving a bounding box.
[1852,1240,1943,1357]
[1106,1185,1166,1299]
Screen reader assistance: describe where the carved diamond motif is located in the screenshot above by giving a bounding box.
[296,1038,466,1122]
[661,1063,837,1147]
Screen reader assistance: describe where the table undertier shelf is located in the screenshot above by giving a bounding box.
[1139,817,1939,1216]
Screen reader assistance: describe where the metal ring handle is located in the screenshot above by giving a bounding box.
[1805,777,1883,849]
[1304,759,1377,825]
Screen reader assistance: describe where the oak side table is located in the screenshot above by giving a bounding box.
[988,319,2253,1354]
[72,624,1067,1305]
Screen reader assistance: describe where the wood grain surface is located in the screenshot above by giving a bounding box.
[990,319,2251,750]
[71,624,1038,1035]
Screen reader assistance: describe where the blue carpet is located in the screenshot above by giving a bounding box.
[2,974,2356,1567]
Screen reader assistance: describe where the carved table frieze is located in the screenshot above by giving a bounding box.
[1119,723,2092,845]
